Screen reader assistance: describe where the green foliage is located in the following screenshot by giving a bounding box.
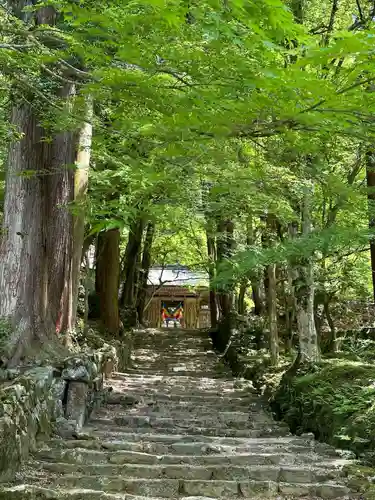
[272,360,375,461]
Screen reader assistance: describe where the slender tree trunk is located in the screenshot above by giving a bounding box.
[285,223,298,351]
[96,229,120,335]
[216,219,235,319]
[294,188,320,363]
[83,250,90,336]
[66,97,93,334]
[137,221,155,324]
[251,278,264,315]
[267,263,279,365]
[206,229,218,328]
[121,217,144,308]
[324,298,337,353]
[366,151,375,303]
[238,281,247,315]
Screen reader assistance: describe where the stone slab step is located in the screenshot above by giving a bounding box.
[86,422,290,439]
[35,461,338,483]
[90,415,279,431]
[112,410,273,424]
[53,432,318,448]
[36,446,347,468]
[109,392,253,404]
[13,476,351,498]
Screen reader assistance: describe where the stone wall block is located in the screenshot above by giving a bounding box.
[65,381,89,431]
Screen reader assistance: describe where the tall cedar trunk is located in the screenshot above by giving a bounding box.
[0,5,75,364]
[267,263,279,365]
[121,217,145,309]
[366,151,375,303]
[47,83,76,338]
[206,228,218,328]
[137,221,155,324]
[96,229,120,334]
[294,188,320,363]
[66,97,93,334]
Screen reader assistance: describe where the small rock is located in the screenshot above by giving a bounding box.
[335,449,356,460]
[53,418,78,439]
[301,432,315,439]
[201,444,222,454]
[62,365,90,382]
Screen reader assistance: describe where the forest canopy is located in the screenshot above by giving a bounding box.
[0,0,374,367]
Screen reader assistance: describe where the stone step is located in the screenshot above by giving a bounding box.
[91,414,279,430]
[35,460,338,483]
[107,392,253,406]
[46,436,322,458]
[116,401,254,413]
[113,376,240,388]
[14,475,351,498]
[58,432,317,448]
[87,422,290,439]
[118,403,270,420]
[38,444,333,465]
[0,486,350,500]
[120,370,230,378]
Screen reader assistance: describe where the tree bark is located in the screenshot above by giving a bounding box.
[47,83,76,342]
[237,281,247,315]
[96,229,120,335]
[251,278,264,315]
[216,219,235,319]
[0,5,76,365]
[366,150,375,303]
[137,221,155,324]
[206,227,218,328]
[324,297,337,353]
[66,97,93,334]
[294,188,320,363]
[121,217,145,308]
[267,263,279,365]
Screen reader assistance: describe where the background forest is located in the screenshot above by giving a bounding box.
[2,0,375,483]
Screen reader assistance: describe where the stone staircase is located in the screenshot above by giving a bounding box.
[0,329,354,499]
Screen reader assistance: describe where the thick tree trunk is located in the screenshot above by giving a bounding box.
[0,4,76,364]
[0,105,53,364]
[267,263,279,365]
[294,189,320,364]
[137,221,155,325]
[96,229,120,334]
[49,83,77,337]
[66,97,93,334]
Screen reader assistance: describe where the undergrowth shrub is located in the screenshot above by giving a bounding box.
[271,360,375,461]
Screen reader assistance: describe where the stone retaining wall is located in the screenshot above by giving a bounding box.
[0,341,129,481]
